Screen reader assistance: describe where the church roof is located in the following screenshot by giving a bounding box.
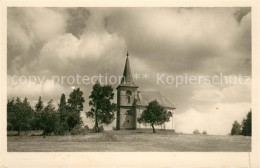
[117,51,138,88]
[137,91,176,109]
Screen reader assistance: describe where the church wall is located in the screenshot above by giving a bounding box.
[119,107,135,129]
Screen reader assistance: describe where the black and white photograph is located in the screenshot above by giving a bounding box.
[5,7,253,153]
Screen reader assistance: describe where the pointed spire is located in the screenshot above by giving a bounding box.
[122,51,132,82]
[117,51,138,88]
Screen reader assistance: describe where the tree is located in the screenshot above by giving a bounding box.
[7,98,15,131]
[241,109,252,136]
[202,130,207,135]
[59,94,67,111]
[7,97,33,135]
[68,88,85,113]
[32,96,44,130]
[231,120,241,135]
[86,81,117,132]
[138,100,170,133]
[38,100,58,135]
[23,97,29,106]
[193,129,200,135]
[35,96,44,112]
[67,88,85,131]
[57,93,69,133]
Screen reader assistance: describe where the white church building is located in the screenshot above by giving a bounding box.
[116,52,176,130]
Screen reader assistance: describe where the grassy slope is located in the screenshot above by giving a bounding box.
[7,129,251,152]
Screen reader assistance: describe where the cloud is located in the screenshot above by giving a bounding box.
[7,8,68,75]
[8,7,251,76]
[66,8,90,38]
[190,78,251,104]
[33,32,126,76]
[105,8,251,75]
[19,8,67,42]
[7,75,67,102]
[191,87,222,102]
[175,102,251,135]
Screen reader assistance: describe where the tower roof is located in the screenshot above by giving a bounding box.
[117,51,138,88]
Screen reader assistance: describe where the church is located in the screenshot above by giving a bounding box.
[116,52,176,130]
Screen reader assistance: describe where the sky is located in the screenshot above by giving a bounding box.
[7,7,251,135]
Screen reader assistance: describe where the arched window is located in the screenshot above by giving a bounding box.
[126,90,132,104]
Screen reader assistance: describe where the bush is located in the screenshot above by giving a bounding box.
[202,130,207,135]
[193,129,200,135]
[70,125,90,135]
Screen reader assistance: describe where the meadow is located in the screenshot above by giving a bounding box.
[7,129,251,152]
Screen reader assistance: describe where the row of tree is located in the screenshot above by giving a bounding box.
[8,81,173,135]
[7,82,116,135]
[231,109,252,136]
[8,88,85,135]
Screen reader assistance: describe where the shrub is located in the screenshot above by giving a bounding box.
[70,125,89,135]
[193,129,200,135]
[202,130,207,135]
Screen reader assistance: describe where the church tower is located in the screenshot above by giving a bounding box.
[116,51,139,130]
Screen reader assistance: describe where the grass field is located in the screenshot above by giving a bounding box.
[7,129,251,152]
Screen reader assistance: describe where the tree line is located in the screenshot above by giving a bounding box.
[8,81,173,135]
[231,109,252,136]
[7,82,116,135]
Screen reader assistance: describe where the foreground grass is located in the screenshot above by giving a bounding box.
[7,129,251,152]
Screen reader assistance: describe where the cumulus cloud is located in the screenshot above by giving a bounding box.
[7,7,68,75]
[22,8,67,42]
[32,32,126,76]
[105,8,251,75]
